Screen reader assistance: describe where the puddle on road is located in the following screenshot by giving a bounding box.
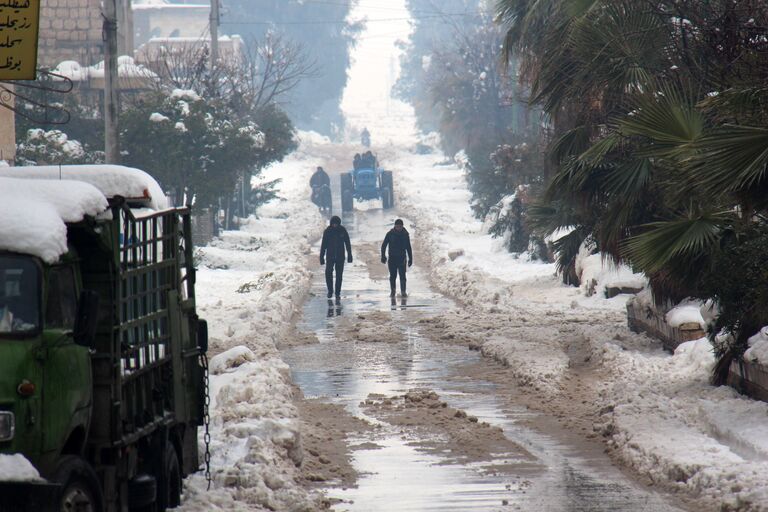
[283,209,684,512]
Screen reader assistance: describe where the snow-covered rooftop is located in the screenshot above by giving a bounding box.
[0,177,108,262]
[52,56,158,82]
[0,165,168,210]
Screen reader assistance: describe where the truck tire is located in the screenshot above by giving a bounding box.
[340,173,354,212]
[156,444,182,511]
[381,171,394,209]
[52,456,103,512]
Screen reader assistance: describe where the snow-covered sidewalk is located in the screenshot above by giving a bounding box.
[394,150,768,511]
[180,134,327,511]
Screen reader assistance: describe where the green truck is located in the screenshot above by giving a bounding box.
[0,165,209,511]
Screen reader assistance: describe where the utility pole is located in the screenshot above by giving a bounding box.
[103,0,119,163]
[210,0,220,65]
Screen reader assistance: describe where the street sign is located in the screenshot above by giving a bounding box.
[0,0,39,80]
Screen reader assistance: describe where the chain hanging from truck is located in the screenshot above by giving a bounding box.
[201,350,212,490]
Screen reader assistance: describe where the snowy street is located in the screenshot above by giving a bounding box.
[5,1,768,511]
[177,0,768,509]
[174,133,766,512]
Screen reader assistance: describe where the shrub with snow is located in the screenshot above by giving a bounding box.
[16,129,102,166]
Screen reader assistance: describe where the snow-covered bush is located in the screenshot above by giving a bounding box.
[16,129,103,166]
[484,185,544,256]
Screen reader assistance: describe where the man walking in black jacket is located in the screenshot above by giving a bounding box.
[320,215,352,298]
[381,219,413,297]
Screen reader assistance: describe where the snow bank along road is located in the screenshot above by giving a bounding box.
[180,134,768,511]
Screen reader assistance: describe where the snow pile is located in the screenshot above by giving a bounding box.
[180,135,326,511]
[52,60,87,81]
[600,337,768,509]
[150,112,169,123]
[53,56,157,81]
[0,177,108,262]
[480,333,570,393]
[0,454,42,482]
[744,326,768,364]
[171,89,201,102]
[665,300,707,329]
[575,242,646,297]
[0,165,168,210]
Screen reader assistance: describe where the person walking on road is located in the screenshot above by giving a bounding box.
[381,219,413,297]
[320,215,352,299]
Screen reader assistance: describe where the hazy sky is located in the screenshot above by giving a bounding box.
[341,0,419,146]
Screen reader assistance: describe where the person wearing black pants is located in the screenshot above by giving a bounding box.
[381,219,413,297]
[320,215,352,299]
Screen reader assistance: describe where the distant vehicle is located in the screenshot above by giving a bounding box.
[340,155,394,212]
[0,165,208,512]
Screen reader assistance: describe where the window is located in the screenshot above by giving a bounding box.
[0,255,40,335]
[45,266,78,331]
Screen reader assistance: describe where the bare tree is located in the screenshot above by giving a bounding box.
[134,32,317,115]
[219,32,318,113]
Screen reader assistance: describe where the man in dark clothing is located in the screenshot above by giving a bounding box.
[310,166,330,188]
[381,219,413,297]
[320,215,352,298]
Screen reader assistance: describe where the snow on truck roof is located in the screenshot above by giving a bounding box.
[0,165,168,210]
[0,165,168,263]
[0,177,108,263]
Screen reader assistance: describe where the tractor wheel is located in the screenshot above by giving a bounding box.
[341,173,354,212]
[381,188,391,209]
[381,171,394,209]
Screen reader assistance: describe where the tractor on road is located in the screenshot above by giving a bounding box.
[341,152,394,212]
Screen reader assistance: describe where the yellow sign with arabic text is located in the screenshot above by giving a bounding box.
[0,0,38,80]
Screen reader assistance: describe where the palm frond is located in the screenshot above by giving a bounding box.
[528,200,582,235]
[691,125,768,196]
[577,132,620,166]
[550,125,591,164]
[622,211,732,275]
[602,157,652,197]
[619,83,704,160]
[551,226,589,285]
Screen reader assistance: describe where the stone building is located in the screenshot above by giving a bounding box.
[37,0,134,68]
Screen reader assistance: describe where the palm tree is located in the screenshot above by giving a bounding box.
[497,0,768,372]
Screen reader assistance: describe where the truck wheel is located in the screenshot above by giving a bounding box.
[340,173,354,212]
[157,444,182,511]
[52,456,103,512]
